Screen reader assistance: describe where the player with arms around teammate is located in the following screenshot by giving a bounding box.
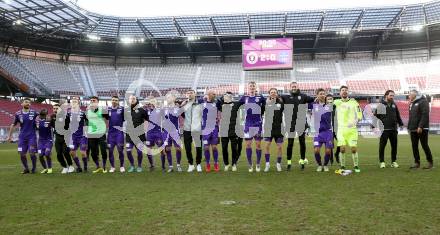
[262,88,284,172]
[145,98,169,172]
[181,90,204,172]
[125,95,149,173]
[107,96,125,173]
[52,103,75,173]
[326,94,340,165]
[218,92,243,172]
[239,81,266,172]
[309,89,334,172]
[201,89,221,172]
[36,109,54,174]
[7,98,38,174]
[66,96,88,172]
[334,86,363,173]
[281,82,315,171]
[85,96,109,173]
[163,92,184,172]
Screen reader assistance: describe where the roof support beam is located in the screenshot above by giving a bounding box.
[247,14,251,37]
[136,19,163,55]
[171,18,192,60]
[312,11,326,60]
[209,17,223,53]
[15,0,66,27]
[114,20,121,67]
[423,4,431,60]
[80,17,103,35]
[342,9,365,59]
[373,7,406,58]
[1,4,49,30]
[9,5,65,16]
[282,12,288,36]
[16,0,90,33]
[29,19,86,41]
[136,19,154,39]
[173,17,185,36]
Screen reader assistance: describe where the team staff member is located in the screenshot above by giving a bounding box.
[181,90,203,172]
[53,103,75,174]
[408,90,433,169]
[263,88,284,172]
[281,82,314,171]
[374,90,404,168]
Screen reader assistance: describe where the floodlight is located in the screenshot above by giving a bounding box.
[86,34,101,41]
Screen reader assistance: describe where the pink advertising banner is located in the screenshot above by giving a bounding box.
[242,38,293,71]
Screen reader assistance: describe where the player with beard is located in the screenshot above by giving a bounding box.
[7,98,38,174]
[281,82,315,171]
[334,86,363,173]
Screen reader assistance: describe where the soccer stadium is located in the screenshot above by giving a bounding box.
[0,0,440,233]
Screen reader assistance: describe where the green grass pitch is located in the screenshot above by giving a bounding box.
[0,135,439,234]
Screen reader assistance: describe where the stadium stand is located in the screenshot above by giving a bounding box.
[2,53,440,97]
[406,76,427,90]
[347,80,402,94]
[19,58,85,95]
[431,98,440,124]
[395,100,410,125]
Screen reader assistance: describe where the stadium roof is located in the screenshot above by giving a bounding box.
[1,0,440,60]
[1,0,440,40]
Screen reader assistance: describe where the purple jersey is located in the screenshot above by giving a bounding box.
[163,107,181,147]
[164,107,180,132]
[14,109,38,139]
[239,95,266,127]
[146,107,164,133]
[309,102,333,133]
[67,109,87,138]
[108,106,124,134]
[37,118,53,141]
[201,100,219,134]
